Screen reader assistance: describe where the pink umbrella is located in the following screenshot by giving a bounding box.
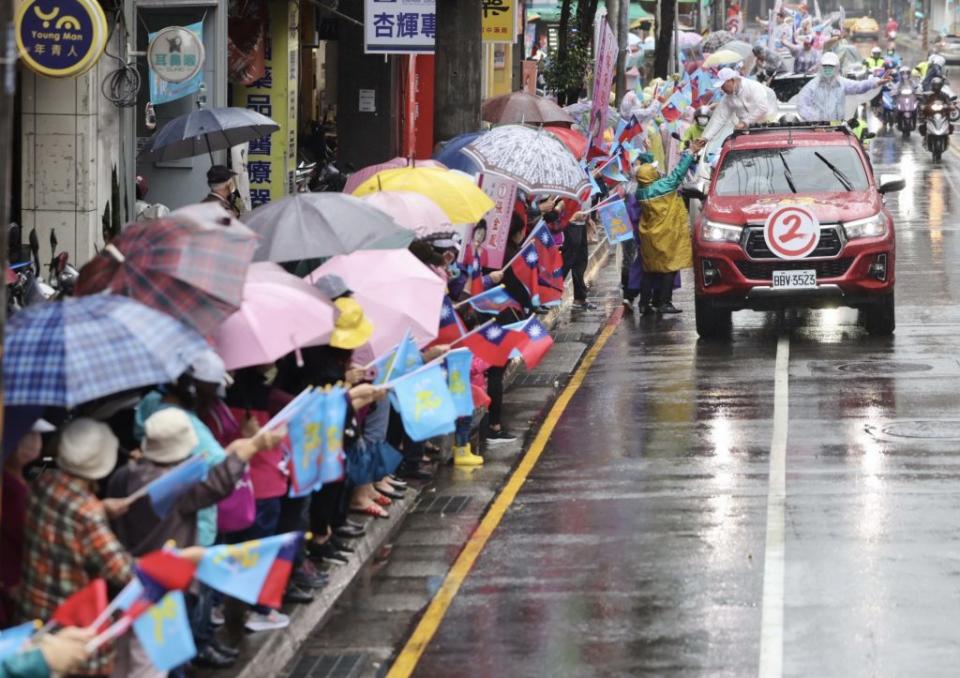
[308,249,445,361]
[361,191,454,236]
[212,262,337,370]
[343,157,447,195]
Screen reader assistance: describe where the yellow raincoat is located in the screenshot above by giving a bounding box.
[634,153,696,273]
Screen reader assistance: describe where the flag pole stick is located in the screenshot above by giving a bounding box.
[85,617,132,653]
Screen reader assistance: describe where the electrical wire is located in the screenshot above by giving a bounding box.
[101,8,140,108]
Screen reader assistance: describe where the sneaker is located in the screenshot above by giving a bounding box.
[210,606,225,627]
[658,302,682,314]
[212,641,240,659]
[245,610,290,632]
[283,584,314,604]
[334,523,366,539]
[574,300,598,310]
[487,429,517,444]
[193,645,235,668]
[621,297,635,312]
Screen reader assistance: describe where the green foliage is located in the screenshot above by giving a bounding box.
[543,33,592,102]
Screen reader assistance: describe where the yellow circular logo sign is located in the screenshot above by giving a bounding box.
[16,0,108,78]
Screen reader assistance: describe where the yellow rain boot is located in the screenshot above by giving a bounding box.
[453,443,484,467]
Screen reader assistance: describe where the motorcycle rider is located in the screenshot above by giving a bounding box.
[886,16,898,36]
[922,54,947,92]
[681,106,711,149]
[797,52,890,122]
[752,44,786,82]
[864,46,885,71]
[920,76,953,149]
[886,45,902,68]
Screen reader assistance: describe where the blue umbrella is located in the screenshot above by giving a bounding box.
[433,132,485,174]
[4,295,209,408]
[138,107,279,163]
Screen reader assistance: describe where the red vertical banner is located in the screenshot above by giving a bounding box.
[404,55,418,158]
[401,54,435,159]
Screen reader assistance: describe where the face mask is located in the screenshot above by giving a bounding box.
[448,262,461,279]
[696,117,709,127]
[822,66,836,78]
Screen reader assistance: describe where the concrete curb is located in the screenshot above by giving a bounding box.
[213,236,614,678]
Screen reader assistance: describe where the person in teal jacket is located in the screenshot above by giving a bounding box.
[634,138,706,314]
[0,627,92,678]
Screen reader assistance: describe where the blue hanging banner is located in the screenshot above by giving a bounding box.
[148,22,205,105]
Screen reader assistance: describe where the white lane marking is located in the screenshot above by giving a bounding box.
[759,335,790,678]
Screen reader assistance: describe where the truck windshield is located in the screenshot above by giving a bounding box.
[714,145,870,196]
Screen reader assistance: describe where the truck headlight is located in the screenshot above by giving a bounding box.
[843,214,887,239]
[701,220,742,243]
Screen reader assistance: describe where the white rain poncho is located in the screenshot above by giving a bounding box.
[702,77,779,141]
[795,74,882,121]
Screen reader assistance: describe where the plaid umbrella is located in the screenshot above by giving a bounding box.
[4,295,210,409]
[76,213,257,334]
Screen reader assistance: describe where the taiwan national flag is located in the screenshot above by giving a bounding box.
[508,242,541,307]
[528,223,564,306]
[506,316,555,370]
[196,532,304,609]
[460,321,520,367]
[464,285,522,316]
[618,114,645,145]
[435,297,467,344]
[0,622,38,662]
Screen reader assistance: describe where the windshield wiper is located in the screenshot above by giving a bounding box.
[814,151,853,191]
[778,152,798,193]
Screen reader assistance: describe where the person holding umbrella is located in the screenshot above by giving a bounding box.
[202,165,242,218]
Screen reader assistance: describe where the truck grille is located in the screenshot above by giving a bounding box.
[743,226,844,259]
[736,258,854,280]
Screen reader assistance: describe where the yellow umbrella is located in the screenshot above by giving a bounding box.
[704,49,743,68]
[351,167,494,225]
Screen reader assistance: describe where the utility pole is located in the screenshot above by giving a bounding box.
[607,0,630,105]
[0,0,13,524]
[434,0,482,143]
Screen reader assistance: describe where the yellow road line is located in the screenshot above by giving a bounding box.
[386,310,624,678]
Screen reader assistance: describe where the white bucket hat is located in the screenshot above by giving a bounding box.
[57,418,119,481]
[142,409,199,465]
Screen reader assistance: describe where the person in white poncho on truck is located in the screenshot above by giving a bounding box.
[702,68,779,142]
[796,52,889,122]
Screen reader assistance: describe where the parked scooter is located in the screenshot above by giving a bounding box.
[47,229,79,299]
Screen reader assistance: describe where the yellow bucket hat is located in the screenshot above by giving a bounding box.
[635,164,659,185]
[330,297,374,350]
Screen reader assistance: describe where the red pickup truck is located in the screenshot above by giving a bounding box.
[683,123,905,339]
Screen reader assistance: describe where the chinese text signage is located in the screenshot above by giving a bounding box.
[235,0,299,208]
[364,0,436,54]
[482,0,516,43]
[15,0,108,78]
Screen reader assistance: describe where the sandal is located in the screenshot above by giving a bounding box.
[373,494,392,507]
[375,486,405,500]
[349,503,389,519]
[386,476,408,489]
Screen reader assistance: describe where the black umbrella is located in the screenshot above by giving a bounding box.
[138,107,279,163]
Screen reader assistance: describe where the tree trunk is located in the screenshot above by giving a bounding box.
[0,0,12,525]
[434,0,482,142]
[614,0,629,104]
[654,0,676,78]
[558,0,573,56]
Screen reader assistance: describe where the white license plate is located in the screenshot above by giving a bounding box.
[772,270,817,289]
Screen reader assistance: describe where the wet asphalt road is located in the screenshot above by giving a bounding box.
[408,107,960,675]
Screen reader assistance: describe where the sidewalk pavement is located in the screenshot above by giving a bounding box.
[208,237,620,678]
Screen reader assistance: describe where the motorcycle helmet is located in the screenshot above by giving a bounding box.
[871,46,882,58]
[752,45,764,57]
[694,106,711,127]
[930,76,945,93]
[930,54,946,67]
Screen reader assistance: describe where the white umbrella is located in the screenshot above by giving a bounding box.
[461,125,590,200]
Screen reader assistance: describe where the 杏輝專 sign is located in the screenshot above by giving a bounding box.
[364,0,436,54]
[15,0,108,78]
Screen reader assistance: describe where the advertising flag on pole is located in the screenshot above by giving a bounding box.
[597,199,635,244]
[288,391,325,495]
[589,13,618,147]
[195,533,303,608]
[444,349,475,417]
[131,591,196,671]
[388,363,458,441]
[478,174,519,269]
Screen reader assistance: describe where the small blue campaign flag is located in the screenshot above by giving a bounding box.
[195,534,289,605]
[288,392,325,495]
[597,199,634,244]
[373,329,422,385]
[143,455,207,518]
[319,387,347,483]
[0,622,37,661]
[131,590,196,671]
[389,364,458,441]
[444,349,475,418]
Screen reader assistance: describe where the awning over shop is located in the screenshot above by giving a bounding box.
[526,1,653,23]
